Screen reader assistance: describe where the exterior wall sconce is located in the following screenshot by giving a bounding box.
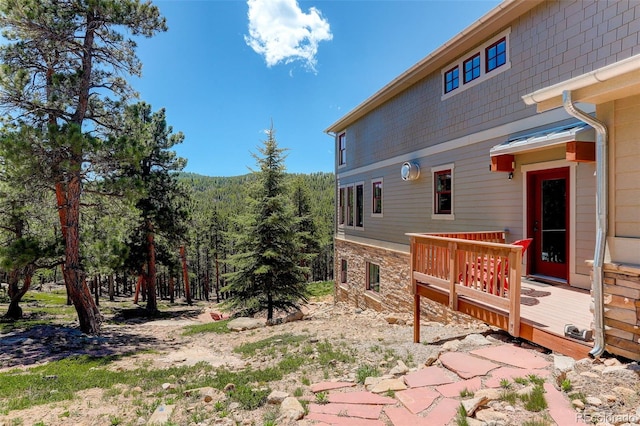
[508,171,514,180]
[401,162,420,181]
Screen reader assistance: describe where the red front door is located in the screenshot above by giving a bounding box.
[527,167,569,281]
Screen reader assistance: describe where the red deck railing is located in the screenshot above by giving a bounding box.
[408,231,522,336]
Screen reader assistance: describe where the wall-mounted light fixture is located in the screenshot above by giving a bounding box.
[401,162,420,181]
[508,172,514,180]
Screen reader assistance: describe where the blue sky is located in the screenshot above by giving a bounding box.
[133,0,501,177]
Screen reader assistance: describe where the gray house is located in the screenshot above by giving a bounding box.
[326,0,640,360]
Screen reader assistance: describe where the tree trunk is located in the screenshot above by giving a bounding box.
[134,274,144,305]
[145,220,158,314]
[169,275,175,303]
[58,173,102,334]
[108,274,114,301]
[180,245,192,305]
[4,266,34,320]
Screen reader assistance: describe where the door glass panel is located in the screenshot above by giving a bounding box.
[541,178,565,263]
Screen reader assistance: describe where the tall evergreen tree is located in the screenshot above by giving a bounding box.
[0,0,167,333]
[115,102,188,314]
[223,126,308,321]
[290,176,320,281]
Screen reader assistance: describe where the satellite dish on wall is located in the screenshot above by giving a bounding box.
[401,162,420,181]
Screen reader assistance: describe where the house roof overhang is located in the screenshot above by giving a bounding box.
[522,53,640,112]
[324,0,544,134]
[490,122,595,157]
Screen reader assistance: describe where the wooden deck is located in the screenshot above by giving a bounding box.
[410,232,594,359]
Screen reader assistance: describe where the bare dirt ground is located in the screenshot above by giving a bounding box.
[1,295,639,426]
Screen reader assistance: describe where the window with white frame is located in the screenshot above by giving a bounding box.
[366,262,380,293]
[432,164,455,220]
[338,187,345,226]
[372,179,383,216]
[338,132,346,166]
[441,28,511,99]
[338,182,364,229]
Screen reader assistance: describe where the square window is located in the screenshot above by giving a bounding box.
[434,169,452,214]
[444,66,459,93]
[367,262,380,292]
[340,259,347,283]
[338,132,346,166]
[463,53,481,83]
[486,38,506,72]
[372,180,383,215]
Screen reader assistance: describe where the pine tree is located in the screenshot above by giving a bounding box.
[290,176,320,281]
[223,126,308,321]
[0,0,167,333]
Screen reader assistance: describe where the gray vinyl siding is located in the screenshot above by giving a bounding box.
[337,0,640,174]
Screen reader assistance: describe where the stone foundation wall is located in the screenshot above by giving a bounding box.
[334,238,473,324]
[603,263,640,361]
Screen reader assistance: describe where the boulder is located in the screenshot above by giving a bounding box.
[279,397,305,421]
[227,317,265,331]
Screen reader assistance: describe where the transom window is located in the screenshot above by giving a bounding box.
[338,132,346,166]
[444,66,459,94]
[441,28,511,98]
[372,179,383,215]
[366,262,380,293]
[463,53,480,83]
[486,37,506,72]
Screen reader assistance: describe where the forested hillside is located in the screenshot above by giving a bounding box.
[178,171,335,302]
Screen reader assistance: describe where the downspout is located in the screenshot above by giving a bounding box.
[562,90,607,358]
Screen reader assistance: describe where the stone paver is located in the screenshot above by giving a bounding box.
[544,382,587,425]
[439,351,500,379]
[435,376,482,397]
[421,397,460,426]
[310,381,356,393]
[403,366,456,388]
[484,366,550,388]
[305,412,385,425]
[384,406,431,426]
[327,391,396,405]
[308,402,382,419]
[395,387,439,414]
[470,344,550,369]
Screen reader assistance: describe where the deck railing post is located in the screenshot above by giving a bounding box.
[508,249,522,337]
[449,242,458,310]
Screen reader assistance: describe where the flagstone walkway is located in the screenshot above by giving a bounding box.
[306,343,584,425]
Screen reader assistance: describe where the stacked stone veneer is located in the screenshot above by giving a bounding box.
[603,263,640,361]
[334,238,474,324]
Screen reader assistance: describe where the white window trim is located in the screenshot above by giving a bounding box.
[431,163,455,221]
[371,177,383,217]
[441,27,511,100]
[337,131,347,169]
[338,182,365,230]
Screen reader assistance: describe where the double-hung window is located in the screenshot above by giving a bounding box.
[338,132,346,166]
[372,179,383,216]
[338,182,364,229]
[432,164,454,220]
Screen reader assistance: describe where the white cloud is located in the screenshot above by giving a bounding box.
[245,0,333,72]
